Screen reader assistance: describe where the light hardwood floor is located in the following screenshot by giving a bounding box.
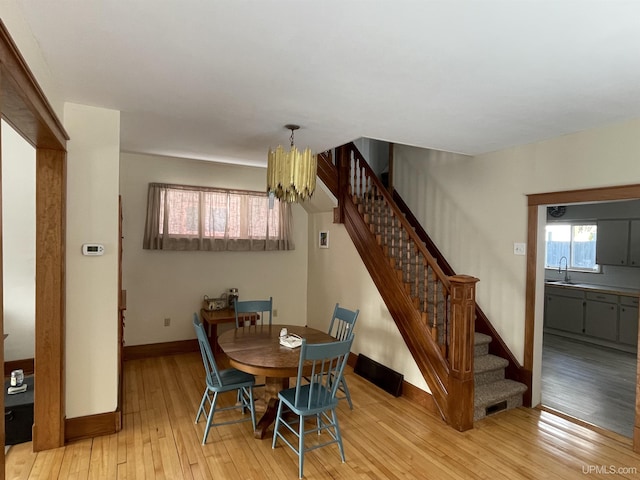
[542,333,637,437]
[6,351,640,479]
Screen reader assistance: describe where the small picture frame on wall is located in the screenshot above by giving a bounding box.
[319,231,329,249]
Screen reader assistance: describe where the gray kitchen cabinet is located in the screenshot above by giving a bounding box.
[619,296,639,346]
[596,220,629,266]
[629,220,640,267]
[584,292,618,341]
[544,284,640,351]
[545,288,584,334]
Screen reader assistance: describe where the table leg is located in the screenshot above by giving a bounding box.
[207,324,220,354]
[254,376,289,439]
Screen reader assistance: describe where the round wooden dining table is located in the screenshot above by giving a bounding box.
[218,323,336,439]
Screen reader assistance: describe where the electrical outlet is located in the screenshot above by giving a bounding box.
[273,309,278,317]
[164,317,171,327]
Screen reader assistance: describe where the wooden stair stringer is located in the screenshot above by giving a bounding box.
[342,197,451,422]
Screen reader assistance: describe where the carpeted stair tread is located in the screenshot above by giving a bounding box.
[474,354,509,374]
[474,379,528,409]
[474,332,492,347]
[474,332,492,357]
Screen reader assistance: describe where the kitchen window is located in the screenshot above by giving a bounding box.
[143,183,294,251]
[545,223,598,272]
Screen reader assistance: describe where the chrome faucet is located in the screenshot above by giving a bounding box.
[558,256,570,282]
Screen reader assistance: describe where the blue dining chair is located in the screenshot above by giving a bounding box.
[193,314,256,444]
[327,304,359,409]
[272,336,354,479]
[234,297,273,328]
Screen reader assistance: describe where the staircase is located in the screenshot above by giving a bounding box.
[318,143,528,429]
[357,189,528,421]
[474,333,527,420]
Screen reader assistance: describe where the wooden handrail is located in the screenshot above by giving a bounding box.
[338,143,451,290]
[338,143,454,346]
[317,150,338,197]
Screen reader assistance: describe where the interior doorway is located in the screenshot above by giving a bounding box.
[0,21,70,471]
[525,184,640,452]
[539,199,640,437]
[2,120,36,453]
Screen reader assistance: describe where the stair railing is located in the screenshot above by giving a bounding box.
[392,190,531,396]
[334,142,478,431]
[339,144,453,346]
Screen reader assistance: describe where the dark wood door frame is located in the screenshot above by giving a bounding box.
[0,19,69,472]
[526,184,640,452]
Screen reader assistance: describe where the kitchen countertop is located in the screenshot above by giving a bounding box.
[545,281,640,298]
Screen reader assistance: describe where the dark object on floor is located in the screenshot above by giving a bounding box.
[4,375,34,445]
[354,354,403,397]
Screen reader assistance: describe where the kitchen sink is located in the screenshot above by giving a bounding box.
[545,280,596,289]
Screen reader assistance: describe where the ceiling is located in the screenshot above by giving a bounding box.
[13,1,640,168]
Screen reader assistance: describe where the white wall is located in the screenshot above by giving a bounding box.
[119,152,309,346]
[306,212,429,390]
[394,118,640,403]
[65,103,121,418]
[1,120,36,361]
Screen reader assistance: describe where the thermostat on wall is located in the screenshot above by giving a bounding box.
[82,243,105,256]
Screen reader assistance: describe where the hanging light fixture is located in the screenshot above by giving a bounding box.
[267,124,317,203]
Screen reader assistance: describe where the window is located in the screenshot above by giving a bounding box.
[545,223,598,271]
[143,183,294,251]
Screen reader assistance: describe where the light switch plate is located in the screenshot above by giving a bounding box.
[513,243,526,256]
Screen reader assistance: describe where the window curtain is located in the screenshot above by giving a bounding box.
[143,183,294,251]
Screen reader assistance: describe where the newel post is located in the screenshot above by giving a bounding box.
[448,274,479,431]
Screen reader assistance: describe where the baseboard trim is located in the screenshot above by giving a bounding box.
[4,358,35,377]
[65,411,122,443]
[347,351,358,368]
[354,354,403,397]
[123,339,199,361]
[349,353,441,419]
[400,381,442,418]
